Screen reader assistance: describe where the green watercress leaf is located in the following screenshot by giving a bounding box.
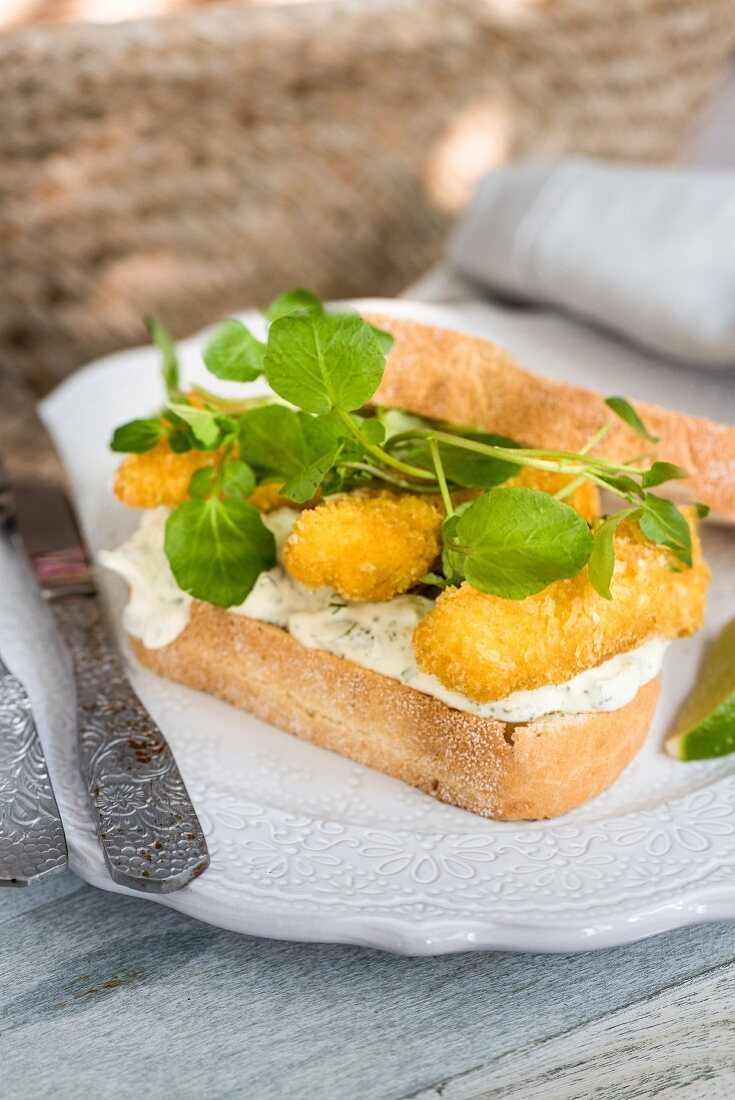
[204,320,266,382]
[434,433,520,490]
[641,461,688,489]
[145,316,179,396]
[325,305,395,359]
[640,494,692,567]
[164,497,275,608]
[588,508,640,600]
[321,411,373,462]
[321,467,345,495]
[264,312,385,414]
[262,288,324,323]
[280,445,341,504]
[110,418,164,453]
[369,325,394,357]
[189,466,217,499]
[167,425,196,453]
[238,405,308,476]
[220,459,256,499]
[377,408,432,438]
[453,487,593,599]
[352,416,386,447]
[441,504,472,586]
[166,402,223,449]
[594,471,646,499]
[239,405,343,478]
[262,290,394,360]
[605,396,659,443]
[418,572,448,589]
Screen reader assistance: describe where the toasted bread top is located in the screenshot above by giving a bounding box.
[368,313,735,521]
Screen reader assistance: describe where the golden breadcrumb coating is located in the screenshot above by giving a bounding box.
[113,442,224,509]
[248,481,287,513]
[115,446,316,513]
[284,491,442,601]
[413,512,709,703]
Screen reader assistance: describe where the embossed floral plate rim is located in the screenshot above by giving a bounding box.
[55,774,735,955]
[4,297,732,956]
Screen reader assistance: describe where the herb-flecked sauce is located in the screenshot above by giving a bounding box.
[100,508,667,722]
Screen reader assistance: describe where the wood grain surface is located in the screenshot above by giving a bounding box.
[2,870,735,1100]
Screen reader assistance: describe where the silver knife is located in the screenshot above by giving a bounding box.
[2,426,209,893]
[0,647,68,887]
[0,467,67,886]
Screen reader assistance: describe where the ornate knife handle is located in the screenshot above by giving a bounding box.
[0,655,68,886]
[51,595,209,893]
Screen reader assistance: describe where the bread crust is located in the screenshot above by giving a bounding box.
[367,313,735,521]
[131,604,660,821]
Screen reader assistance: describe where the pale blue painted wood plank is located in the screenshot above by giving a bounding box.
[410,962,735,1099]
[0,869,84,925]
[2,880,735,1100]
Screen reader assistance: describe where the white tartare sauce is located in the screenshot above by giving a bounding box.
[100,508,667,723]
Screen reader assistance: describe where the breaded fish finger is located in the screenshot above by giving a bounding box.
[284,491,442,601]
[413,514,709,703]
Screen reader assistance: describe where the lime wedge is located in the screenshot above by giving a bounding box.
[666,618,735,760]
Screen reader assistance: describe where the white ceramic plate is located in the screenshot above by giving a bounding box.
[4,298,734,955]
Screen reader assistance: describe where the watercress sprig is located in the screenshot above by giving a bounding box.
[109,290,702,607]
[164,451,275,608]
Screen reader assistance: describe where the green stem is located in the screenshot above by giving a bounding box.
[336,410,435,481]
[583,470,642,502]
[446,540,470,556]
[389,428,647,479]
[554,473,587,501]
[555,467,641,507]
[429,437,454,516]
[215,442,234,480]
[625,452,657,466]
[191,386,269,412]
[579,421,612,455]
[340,461,437,493]
[207,442,234,499]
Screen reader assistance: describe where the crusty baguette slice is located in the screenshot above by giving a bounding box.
[367,313,735,521]
[131,603,660,821]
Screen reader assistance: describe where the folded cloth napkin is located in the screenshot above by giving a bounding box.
[448,158,735,370]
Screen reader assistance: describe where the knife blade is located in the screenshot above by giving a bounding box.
[0,650,68,886]
[0,468,68,886]
[1,403,209,893]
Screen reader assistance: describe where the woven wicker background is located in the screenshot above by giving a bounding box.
[0,0,238,29]
[2,0,735,390]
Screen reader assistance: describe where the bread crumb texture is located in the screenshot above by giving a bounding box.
[284,491,442,601]
[414,514,709,703]
[114,446,313,513]
[114,441,223,509]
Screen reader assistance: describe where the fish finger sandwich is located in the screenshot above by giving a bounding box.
[101,291,727,820]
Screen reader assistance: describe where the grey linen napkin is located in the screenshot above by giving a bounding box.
[448,158,735,370]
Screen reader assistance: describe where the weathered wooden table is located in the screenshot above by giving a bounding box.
[3,870,735,1099]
